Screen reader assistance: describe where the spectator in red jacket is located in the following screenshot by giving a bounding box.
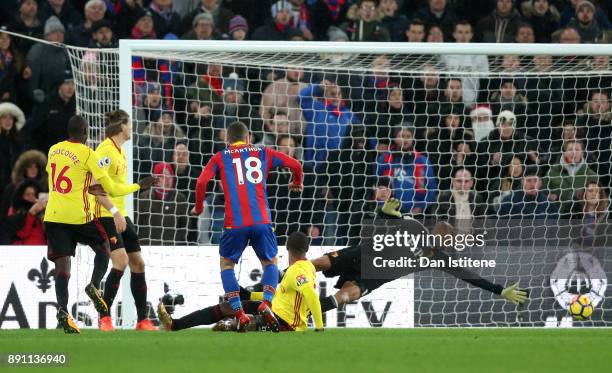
[4,179,47,245]
[0,149,47,223]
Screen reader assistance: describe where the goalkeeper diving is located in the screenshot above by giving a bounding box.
[159,200,527,332]
[240,198,528,314]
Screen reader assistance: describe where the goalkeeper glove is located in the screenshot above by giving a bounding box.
[500,282,528,305]
[381,198,402,218]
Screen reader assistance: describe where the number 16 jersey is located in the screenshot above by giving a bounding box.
[44,140,110,225]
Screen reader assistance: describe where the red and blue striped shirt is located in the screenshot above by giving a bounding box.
[194,143,303,228]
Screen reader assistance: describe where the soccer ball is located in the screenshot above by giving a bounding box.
[569,294,593,320]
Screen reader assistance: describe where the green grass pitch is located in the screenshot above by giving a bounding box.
[1,329,610,372]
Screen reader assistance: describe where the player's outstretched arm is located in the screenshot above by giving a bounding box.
[434,251,528,304]
[137,175,159,190]
[86,149,142,197]
[267,148,304,191]
[300,284,324,331]
[89,181,127,233]
[192,154,219,215]
[97,174,140,197]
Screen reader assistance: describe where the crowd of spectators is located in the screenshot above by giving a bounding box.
[0,0,611,247]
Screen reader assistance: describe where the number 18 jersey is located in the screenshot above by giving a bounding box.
[44,140,110,225]
[199,143,303,228]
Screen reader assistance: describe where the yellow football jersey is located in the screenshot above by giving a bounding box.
[44,140,112,224]
[91,138,129,218]
[272,259,323,331]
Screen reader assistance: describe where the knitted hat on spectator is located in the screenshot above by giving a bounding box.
[192,12,214,28]
[271,1,292,17]
[153,162,174,176]
[576,1,595,14]
[44,16,65,36]
[328,26,349,41]
[229,15,248,34]
[60,69,74,84]
[469,105,492,118]
[223,73,245,93]
[136,8,154,22]
[91,19,113,34]
[85,0,107,13]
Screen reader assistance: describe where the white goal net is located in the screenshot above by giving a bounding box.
[62,41,612,327]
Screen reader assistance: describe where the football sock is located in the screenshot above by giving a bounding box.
[221,269,242,312]
[131,272,148,322]
[172,305,223,331]
[262,264,278,305]
[101,268,123,317]
[320,295,338,312]
[55,271,70,313]
[91,251,109,288]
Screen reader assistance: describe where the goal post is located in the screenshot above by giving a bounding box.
[64,39,612,327]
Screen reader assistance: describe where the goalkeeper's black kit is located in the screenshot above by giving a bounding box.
[322,240,503,298]
[240,211,504,307]
[320,208,504,297]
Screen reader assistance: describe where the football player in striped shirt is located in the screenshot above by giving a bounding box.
[44,115,146,333]
[158,232,323,332]
[192,121,303,331]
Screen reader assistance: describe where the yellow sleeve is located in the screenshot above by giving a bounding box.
[250,292,263,301]
[85,147,109,181]
[98,174,140,197]
[298,282,323,330]
[86,150,140,197]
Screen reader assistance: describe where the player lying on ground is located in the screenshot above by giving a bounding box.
[44,115,148,334]
[241,198,528,313]
[87,110,159,331]
[158,232,323,332]
[191,121,304,331]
